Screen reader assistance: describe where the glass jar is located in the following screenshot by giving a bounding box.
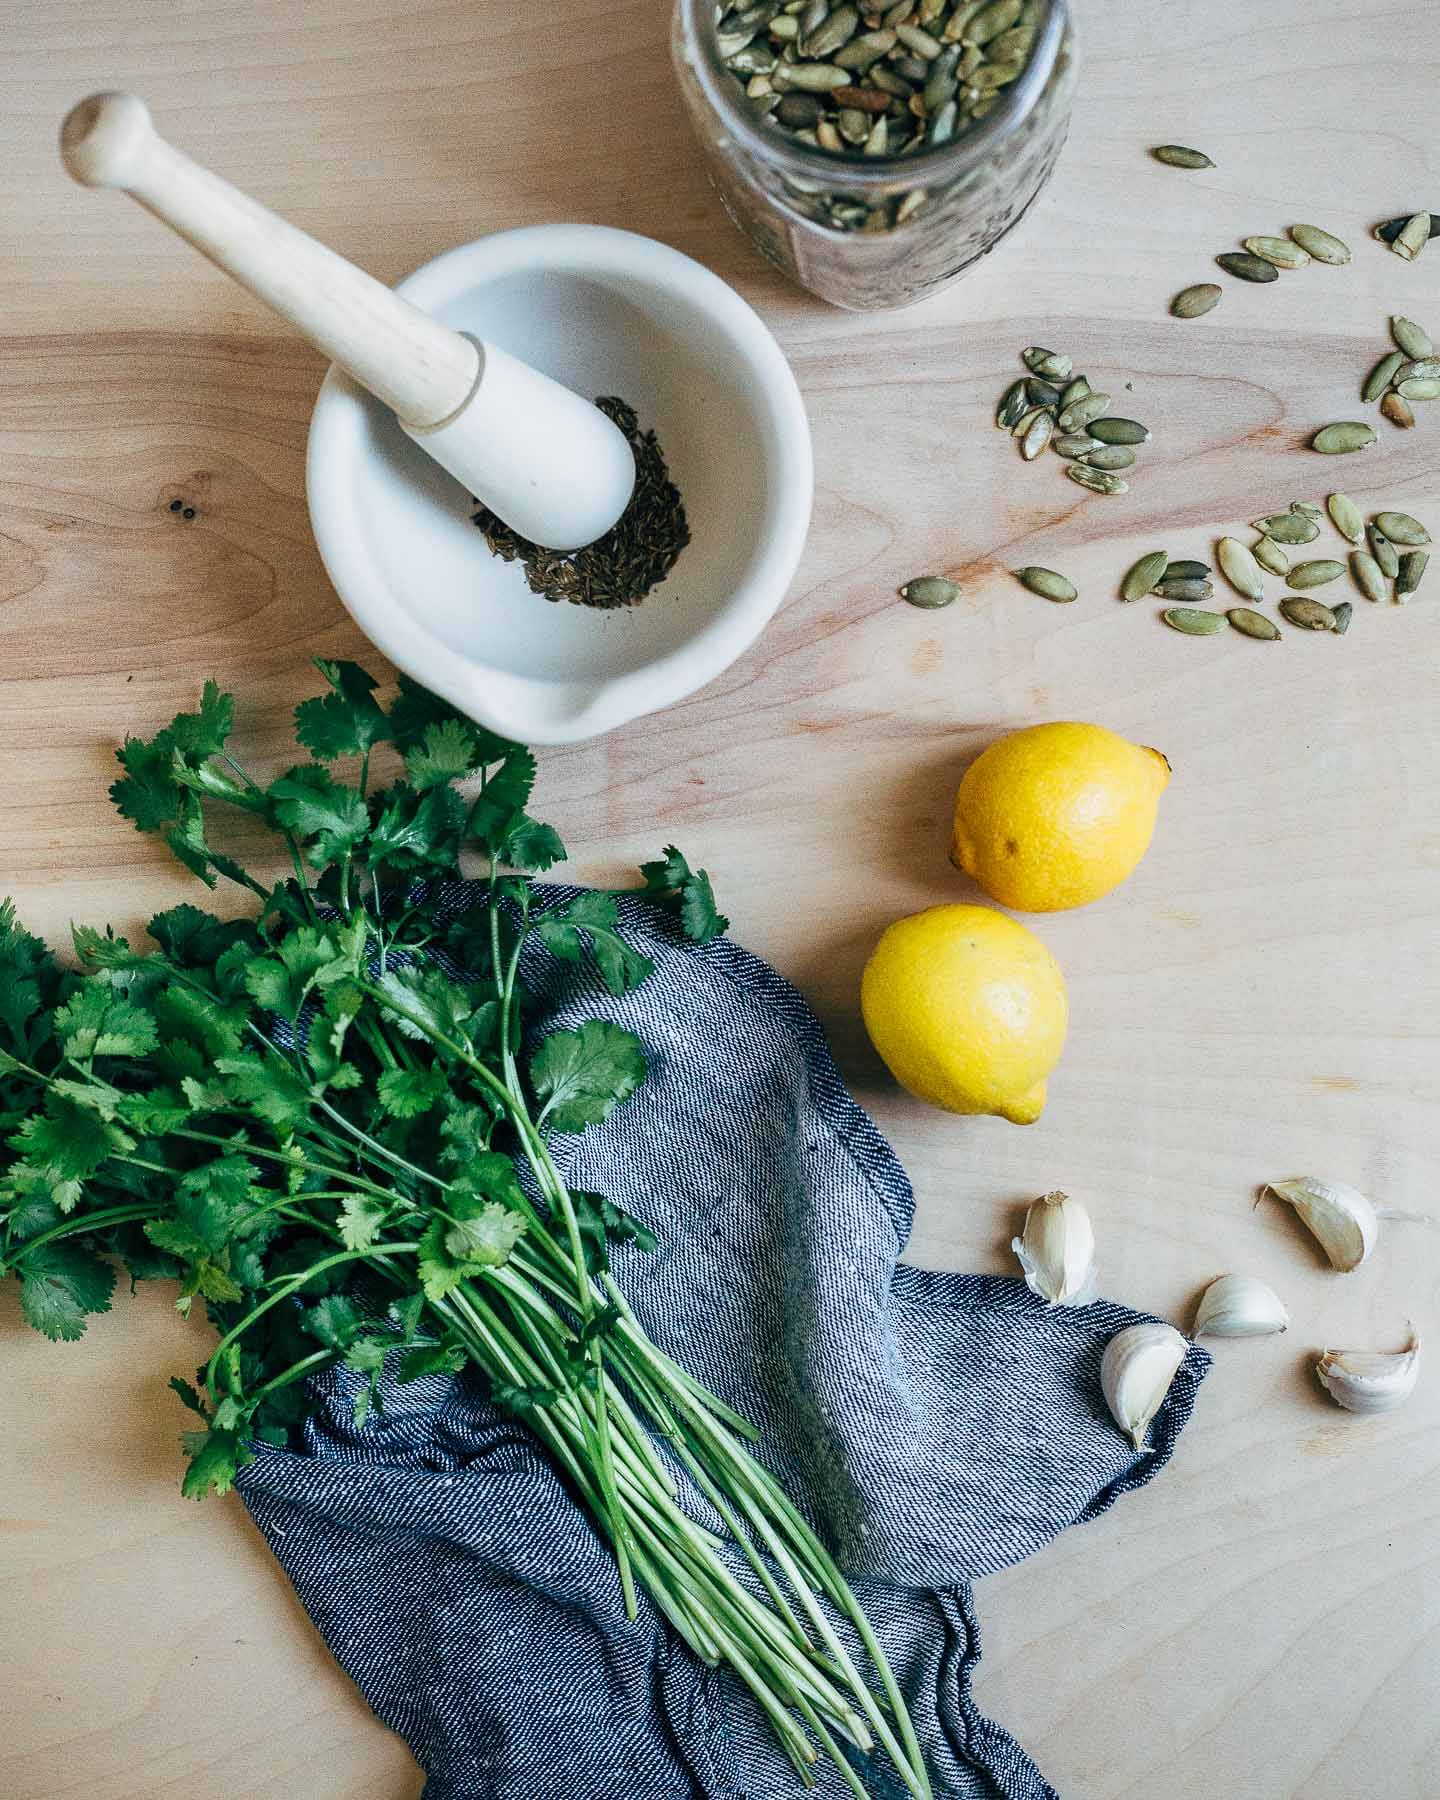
[672,0,1074,311]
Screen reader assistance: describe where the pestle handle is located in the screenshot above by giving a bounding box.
[60,92,479,430]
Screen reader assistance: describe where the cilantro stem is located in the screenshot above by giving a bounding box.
[5,1200,159,1257]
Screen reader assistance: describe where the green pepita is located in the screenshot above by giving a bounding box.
[1066,464,1129,495]
[1226,607,1281,640]
[1162,607,1224,635]
[1014,565,1078,602]
[1083,445,1137,470]
[1087,417,1150,446]
[899,575,960,608]
[1397,357,1440,381]
[1216,251,1279,284]
[1253,537,1290,576]
[1053,432,1102,458]
[1396,549,1430,597]
[1171,283,1223,318]
[1330,601,1353,635]
[1278,596,1338,631]
[1326,493,1364,544]
[1350,551,1388,603]
[1164,559,1211,581]
[1312,422,1378,454]
[1120,549,1169,602]
[1021,346,1073,381]
[1253,511,1320,544]
[1396,377,1440,401]
[1393,212,1432,261]
[1287,559,1346,589]
[1019,409,1053,460]
[1057,392,1111,433]
[1154,577,1214,602]
[1289,223,1352,265]
[1368,524,1400,579]
[1059,376,1091,408]
[1151,144,1214,170]
[1243,235,1310,269]
[1391,316,1434,359]
[1373,511,1431,545]
[1362,351,1405,402]
[1381,391,1416,428]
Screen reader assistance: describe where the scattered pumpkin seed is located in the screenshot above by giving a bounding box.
[1164,559,1211,581]
[1253,511,1320,544]
[1290,502,1324,521]
[1312,422,1377,454]
[1053,432,1103,458]
[1057,392,1112,433]
[1172,283,1222,318]
[1288,559,1346,589]
[1121,549,1169,602]
[1151,144,1214,170]
[1368,524,1400,578]
[1217,537,1266,602]
[1279,596,1337,630]
[1059,376,1091,408]
[1020,409,1054,460]
[1363,351,1405,402]
[1243,235,1310,270]
[1373,511,1430,545]
[996,379,1029,429]
[1026,377,1063,408]
[1350,551,1387,603]
[1253,537,1290,576]
[1326,494,1364,544]
[1014,565,1077,602]
[899,574,960,608]
[1011,404,1046,438]
[1396,549,1429,596]
[1066,464,1129,495]
[1375,213,1440,244]
[1154,577,1214,602]
[1227,607,1281,640]
[1162,607,1224,635]
[1397,376,1440,401]
[1392,212,1432,261]
[1398,356,1440,381]
[1216,251,1279,284]
[1023,346,1073,381]
[1084,445,1137,470]
[1289,224,1351,265]
[1088,417,1150,446]
[1381,391,1416,428]
[1329,600,1353,635]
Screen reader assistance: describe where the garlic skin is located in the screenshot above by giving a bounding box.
[1012,1190,1096,1306]
[1192,1274,1289,1339]
[1264,1177,1378,1271]
[1316,1328,1421,1415]
[1101,1322,1188,1452]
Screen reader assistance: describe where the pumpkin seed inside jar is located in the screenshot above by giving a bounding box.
[676,0,1076,308]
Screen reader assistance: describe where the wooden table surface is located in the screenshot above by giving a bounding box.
[3,1,1438,1795]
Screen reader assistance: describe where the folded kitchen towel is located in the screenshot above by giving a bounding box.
[237,884,1210,1800]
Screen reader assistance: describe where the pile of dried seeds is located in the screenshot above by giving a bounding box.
[712,0,1041,233]
[1359,313,1439,431]
[1375,211,1436,261]
[1169,217,1353,319]
[994,346,1151,496]
[471,398,689,610]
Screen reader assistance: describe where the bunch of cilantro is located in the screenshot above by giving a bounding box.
[0,663,929,1800]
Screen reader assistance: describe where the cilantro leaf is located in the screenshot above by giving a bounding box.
[147,905,258,969]
[502,816,566,872]
[374,964,494,1047]
[144,1156,262,1259]
[294,661,391,762]
[530,1020,646,1132]
[404,719,480,791]
[572,1189,658,1275]
[535,892,653,997]
[180,1425,255,1499]
[11,1093,121,1183]
[466,747,537,859]
[376,1067,448,1119]
[52,986,158,1061]
[302,1293,364,1350]
[638,845,729,944]
[337,1192,389,1252]
[398,1340,467,1382]
[491,1378,560,1413]
[444,1203,526,1267]
[169,1376,211,1419]
[110,732,182,833]
[367,784,466,871]
[388,675,514,762]
[243,925,355,1021]
[17,1243,116,1341]
[214,1051,313,1132]
[167,681,235,760]
[438,1103,495,1167]
[267,766,370,866]
[71,923,134,971]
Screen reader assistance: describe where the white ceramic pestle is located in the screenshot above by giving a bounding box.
[59,92,636,551]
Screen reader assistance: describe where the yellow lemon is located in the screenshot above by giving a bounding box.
[860,905,1067,1125]
[951,721,1170,912]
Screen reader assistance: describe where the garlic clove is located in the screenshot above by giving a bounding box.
[1316,1327,1420,1414]
[1012,1190,1096,1306]
[1263,1177,1377,1271]
[1100,1321,1189,1452]
[1192,1273,1289,1339]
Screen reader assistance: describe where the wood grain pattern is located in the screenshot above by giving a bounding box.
[2,0,1438,1795]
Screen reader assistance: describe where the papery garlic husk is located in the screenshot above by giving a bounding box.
[1263,1177,1378,1271]
[1193,1273,1289,1339]
[1101,1322,1188,1452]
[1316,1327,1420,1415]
[1012,1190,1096,1306]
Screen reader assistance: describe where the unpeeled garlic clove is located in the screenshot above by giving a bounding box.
[1316,1327,1420,1414]
[1012,1190,1096,1306]
[1101,1321,1188,1452]
[1192,1273,1289,1338]
[1263,1177,1378,1271]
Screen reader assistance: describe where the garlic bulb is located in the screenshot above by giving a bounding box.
[1263,1177,1378,1271]
[1316,1328,1420,1415]
[1012,1191,1096,1306]
[1192,1274,1289,1339]
[1101,1322,1188,1452]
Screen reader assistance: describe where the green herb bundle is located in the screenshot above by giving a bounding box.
[0,663,930,1800]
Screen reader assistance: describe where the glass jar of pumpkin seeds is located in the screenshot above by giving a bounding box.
[672,0,1073,310]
